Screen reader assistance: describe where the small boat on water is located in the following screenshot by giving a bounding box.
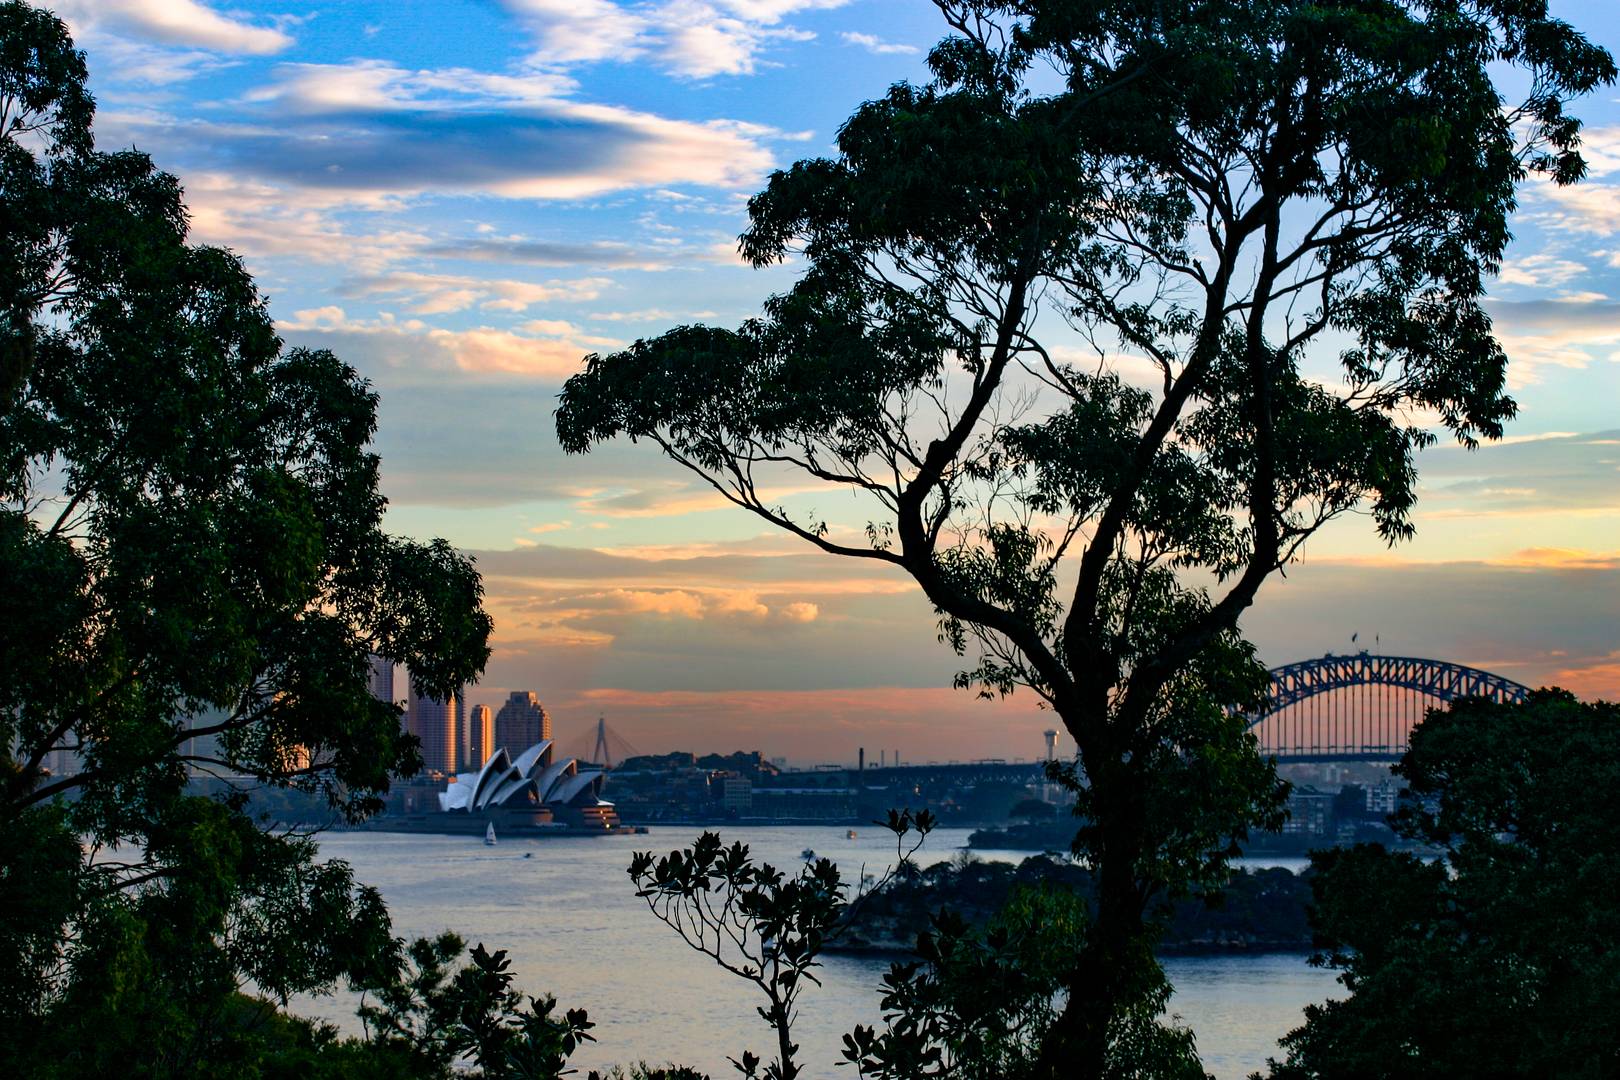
[484,822,497,846]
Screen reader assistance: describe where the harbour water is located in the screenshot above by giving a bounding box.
[300,828,1336,1079]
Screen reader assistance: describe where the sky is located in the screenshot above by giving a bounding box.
[50,0,1620,764]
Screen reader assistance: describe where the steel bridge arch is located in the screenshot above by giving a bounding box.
[1248,653,1532,763]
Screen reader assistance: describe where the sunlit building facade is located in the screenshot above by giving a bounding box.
[468,703,494,768]
[408,687,458,776]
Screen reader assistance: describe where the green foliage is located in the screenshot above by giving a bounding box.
[1266,690,1620,1078]
[628,811,934,1080]
[844,885,1204,1080]
[0,6,492,1074]
[353,934,595,1080]
[588,1066,713,1080]
[844,855,1313,956]
[556,0,1612,1069]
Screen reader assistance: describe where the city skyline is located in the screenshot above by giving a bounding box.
[55,0,1620,761]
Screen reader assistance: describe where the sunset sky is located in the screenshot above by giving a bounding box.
[55,0,1620,763]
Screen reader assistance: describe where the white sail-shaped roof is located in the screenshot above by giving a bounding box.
[511,740,552,779]
[470,748,512,808]
[439,779,474,812]
[531,758,576,802]
[435,737,613,812]
[492,776,541,806]
[548,769,604,807]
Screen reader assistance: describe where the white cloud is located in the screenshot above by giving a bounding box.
[344,271,612,315]
[276,309,602,378]
[1498,253,1589,289]
[1488,299,1620,386]
[245,60,580,113]
[1571,124,1620,177]
[840,31,919,55]
[177,172,429,270]
[57,0,294,56]
[504,0,849,79]
[291,305,347,327]
[1527,180,1620,237]
[108,62,782,202]
[507,0,652,66]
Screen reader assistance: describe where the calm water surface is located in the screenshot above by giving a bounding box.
[301,828,1336,1079]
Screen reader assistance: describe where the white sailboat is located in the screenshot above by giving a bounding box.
[484,821,497,846]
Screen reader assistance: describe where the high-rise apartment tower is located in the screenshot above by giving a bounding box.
[494,690,551,750]
[407,687,458,776]
[468,704,494,768]
[367,655,395,707]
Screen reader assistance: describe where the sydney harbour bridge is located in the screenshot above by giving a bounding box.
[1246,653,1530,763]
[843,653,1533,787]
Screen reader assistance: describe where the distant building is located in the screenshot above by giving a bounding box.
[45,741,80,781]
[437,738,618,828]
[719,775,753,815]
[367,655,395,706]
[1366,778,1399,817]
[455,694,466,763]
[1282,788,1333,837]
[468,704,494,768]
[752,769,857,820]
[408,687,458,775]
[495,690,551,750]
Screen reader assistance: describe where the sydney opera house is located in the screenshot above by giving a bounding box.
[436,739,620,830]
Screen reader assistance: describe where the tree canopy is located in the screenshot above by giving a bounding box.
[0,4,492,1072]
[556,0,1614,1071]
[1268,689,1620,1079]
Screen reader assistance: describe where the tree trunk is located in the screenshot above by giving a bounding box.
[770,998,798,1080]
[1036,761,1153,1077]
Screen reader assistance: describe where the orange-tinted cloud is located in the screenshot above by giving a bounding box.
[1548,652,1620,701]
[1495,547,1620,569]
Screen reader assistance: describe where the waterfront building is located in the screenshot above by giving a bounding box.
[719,775,753,815]
[495,690,551,749]
[408,687,458,775]
[437,738,618,827]
[468,704,494,768]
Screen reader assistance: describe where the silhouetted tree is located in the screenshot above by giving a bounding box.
[628,811,933,1080]
[0,5,492,1073]
[1266,690,1620,1078]
[844,884,1201,1080]
[555,1,1614,1072]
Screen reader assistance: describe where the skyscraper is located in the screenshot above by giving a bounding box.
[468,704,494,767]
[494,690,551,750]
[454,693,467,768]
[407,687,458,776]
[367,654,395,706]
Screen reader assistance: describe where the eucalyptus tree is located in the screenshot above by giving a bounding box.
[557,1,1613,1070]
[0,4,491,1070]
